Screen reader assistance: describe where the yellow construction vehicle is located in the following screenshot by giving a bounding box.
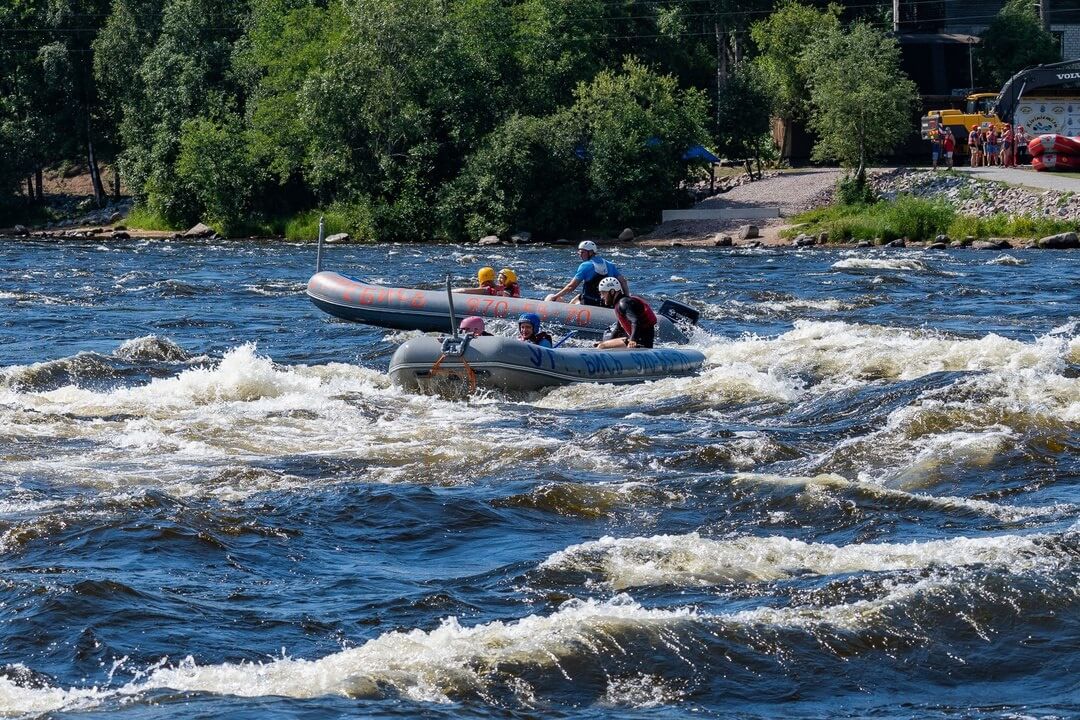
[921,59,1080,149]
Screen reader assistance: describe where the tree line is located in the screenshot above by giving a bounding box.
[0,0,1060,239]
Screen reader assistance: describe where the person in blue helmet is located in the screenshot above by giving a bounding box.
[546,241,629,306]
[517,313,552,347]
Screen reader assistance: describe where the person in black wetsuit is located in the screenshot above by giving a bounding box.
[594,277,657,349]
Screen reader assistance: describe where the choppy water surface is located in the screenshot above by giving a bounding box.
[0,238,1077,719]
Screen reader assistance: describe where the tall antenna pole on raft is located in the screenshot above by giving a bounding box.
[315,216,325,274]
[446,275,459,339]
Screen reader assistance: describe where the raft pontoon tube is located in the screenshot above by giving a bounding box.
[307,272,698,343]
[389,335,706,393]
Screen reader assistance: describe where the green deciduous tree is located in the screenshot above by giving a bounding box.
[802,22,918,183]
[569,59,709,229]
[976,0,1061,88]
[750,1,840,159]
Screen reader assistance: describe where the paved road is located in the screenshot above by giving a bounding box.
[954,166,1080,192]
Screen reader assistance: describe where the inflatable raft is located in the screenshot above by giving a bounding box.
[307,271,697,343]
[1028,134,1080,157]
[1033,152,1080,172]
[389,335,706,393]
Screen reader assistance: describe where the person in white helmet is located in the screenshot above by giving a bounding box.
[594,276,657,349]
[546,240,629,306]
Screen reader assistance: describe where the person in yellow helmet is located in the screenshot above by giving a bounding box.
[497,268,521,297]
[454,266,503,295]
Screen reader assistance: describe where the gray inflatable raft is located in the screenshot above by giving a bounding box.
[307,272,697,343]
[389,335,706,393]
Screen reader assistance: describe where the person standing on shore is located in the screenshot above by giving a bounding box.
[546,241,629,306]
[942,130,955,169]
[968,126,981,167]
[930,128,942,170]
[1001,124,1014,167]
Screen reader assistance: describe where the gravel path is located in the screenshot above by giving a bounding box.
[695,168,842,215]
[638,168,842,245]
[954,166,1080,192]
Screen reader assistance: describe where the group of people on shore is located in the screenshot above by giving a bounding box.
[929,120,1025,169]
[455,240,657,349]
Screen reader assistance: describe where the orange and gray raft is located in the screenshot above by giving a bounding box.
[306,272,698,343]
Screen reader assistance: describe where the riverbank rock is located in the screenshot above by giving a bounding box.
[794,234,817,247]
[972,239,1012,250]
[511,230,532,244]
[618,227,635,241]
[886,238,906,248]
[713,233,732,247]
[856,240,872,248]
[927,242,947,250]
[477,235,501,246]
[325,232,350,244]
[872,168,1080,223]
[184,223,215,238]
[108,211,123,224]
[12,225,29,237]
[110,230,130,240]
[1038,231,1078,249]
[738,224,759,240]
[817,231,829,244]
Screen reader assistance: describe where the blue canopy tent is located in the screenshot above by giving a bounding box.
[682,144,721,191]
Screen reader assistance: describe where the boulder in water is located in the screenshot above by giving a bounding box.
[477,235,501,246]
[325,232,350,244]
[184,223,215,238]
[972,239,1011,250]
[12,225,29,236]
[511,230,532,244]
[1037,231,1078,249]
[737,224,759,240]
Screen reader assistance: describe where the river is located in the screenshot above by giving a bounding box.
[0,238,1077,718]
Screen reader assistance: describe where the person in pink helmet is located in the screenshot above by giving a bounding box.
[459,316,492,337]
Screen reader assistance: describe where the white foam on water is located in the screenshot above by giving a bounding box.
[128,596,696,703]
[986,254,1027,266]
[540,532,1054,589]
[831,257,938,273]
[0,675,108,716]
[733,472,1072,522]
[706,320,1076,393]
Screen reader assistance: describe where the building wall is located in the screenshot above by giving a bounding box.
[1051,25,1080,60]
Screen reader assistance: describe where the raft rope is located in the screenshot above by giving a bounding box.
[428,353,477,395]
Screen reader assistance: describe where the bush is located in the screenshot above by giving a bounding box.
[125,205,181,231]
[283,202,374,242]
[175,113,254,236]
[440,113,585,240]
[835,173,877,206]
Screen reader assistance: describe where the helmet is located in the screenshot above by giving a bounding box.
[598,276,621,293]
[460,316,485,336]
[577,240,598,253]
[498,268,517,283]
[477,266,496,283]
[518,312,541,333]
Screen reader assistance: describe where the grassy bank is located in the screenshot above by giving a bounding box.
[123,204,366,241]
[787,195,1079,243]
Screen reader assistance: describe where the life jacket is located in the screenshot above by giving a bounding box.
[615,296,657,337]
[503,282,521,298]
[581,258,615,304]
[483,282,501,296]
[523,331,553,347]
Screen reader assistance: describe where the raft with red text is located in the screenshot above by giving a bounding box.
[389,334,706,393]
[306,272,699,343]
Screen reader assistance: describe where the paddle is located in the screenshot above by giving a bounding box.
[552,330,576,349]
